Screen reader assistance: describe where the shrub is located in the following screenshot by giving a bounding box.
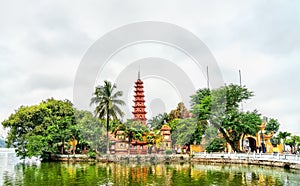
[166,149,172,155]
[87,149,97,159]
[206,138,226,153]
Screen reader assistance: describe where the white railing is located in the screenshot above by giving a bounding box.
[0,148,15,153]
[193,152,300,163]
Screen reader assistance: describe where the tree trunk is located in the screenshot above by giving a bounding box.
[241,133,245,151]
[211,122,241,152]
[61,138,65,154]
[106,110,110,154]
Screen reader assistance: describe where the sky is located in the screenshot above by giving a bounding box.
[0,0,300,137]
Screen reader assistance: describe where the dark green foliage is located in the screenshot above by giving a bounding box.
[278,131,291,142]
[190,88,211,121]
[123,119,149,142]
[171,118,206,146]
[165,149,172,155]
[2,98,76,160]
[265,118,280,134]
[148,113,169,130]
[206,138,226,153]
[87,148,97,159]
[285,135,300,153]
[278,131,291,151]
[270,135,281,147]
[112,119,149,152]
[190,84,263,152]
[75,110,106,153]
[1,98,109,159]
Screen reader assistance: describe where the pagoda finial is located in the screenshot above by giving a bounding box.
[138,65,140,79]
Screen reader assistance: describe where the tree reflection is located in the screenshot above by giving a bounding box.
[2,162,300,185]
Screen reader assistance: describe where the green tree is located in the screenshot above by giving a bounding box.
[167,118,180,132]
[239,111,262,150]
[294,135,300,153]
[285,136,298,153]
[278,131,291,152]
[148,113,169,130]
[90,81,125,154]
[190,88,212,143]
[169,102,189,121]
[2,98,76,160]
[270,135,281,147]
[146,130,161,154]
[191,84,262,152]
[75,110,106,153]
[206,138,226,153]
[116,120,149,153]
[190,88,211,121]
[171,118,204,146]
[265,118,280,134]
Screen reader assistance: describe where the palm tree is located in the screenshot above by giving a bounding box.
[90,80,125,154]
[278,131,291,152]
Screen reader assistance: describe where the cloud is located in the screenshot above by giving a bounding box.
[231,1,300,55]
[27,73,73,91]
[0,0,300,136]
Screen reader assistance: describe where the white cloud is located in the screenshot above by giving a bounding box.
[0,0,300,136]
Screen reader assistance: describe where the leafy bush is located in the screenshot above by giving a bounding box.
[166,149,172,155]
[270,136,281,147]
[87,149,97,159]
[206,138,226,153]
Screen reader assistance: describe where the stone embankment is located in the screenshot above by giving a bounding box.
[51,152,300,170]
[51,154,190,163]
[192,152,300,170]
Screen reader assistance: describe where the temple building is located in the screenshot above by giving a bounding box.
[191,121,284,154]
[110,70,172,155]
[128,72,148,154]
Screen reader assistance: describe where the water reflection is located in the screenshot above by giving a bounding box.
[1,154,300,185]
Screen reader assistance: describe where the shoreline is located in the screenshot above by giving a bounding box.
[191,157,300,170]
[50,153,300,170]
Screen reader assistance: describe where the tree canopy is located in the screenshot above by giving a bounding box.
[2,98,76,160]
[148,113,169,130]
[190,84,262,152]
[265,118,280,134]
[75,110,106,152]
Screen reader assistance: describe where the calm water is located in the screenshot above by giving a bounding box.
[1,150,300,186]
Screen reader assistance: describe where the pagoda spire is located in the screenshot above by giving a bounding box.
[138,65,140,80]
[132,69,147,126]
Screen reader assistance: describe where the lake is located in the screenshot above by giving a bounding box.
[1,149,300,185]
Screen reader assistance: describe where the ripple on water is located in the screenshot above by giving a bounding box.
[1,153,300,186]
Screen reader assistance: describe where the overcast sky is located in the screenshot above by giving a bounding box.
[1,1,300,137]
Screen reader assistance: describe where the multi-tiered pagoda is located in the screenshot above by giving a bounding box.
[132,71,147,126]
[110,70,172,155]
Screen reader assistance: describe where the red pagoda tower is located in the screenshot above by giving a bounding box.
[132,70,147,126]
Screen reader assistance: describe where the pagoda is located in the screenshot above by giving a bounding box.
[132,70,147,126]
